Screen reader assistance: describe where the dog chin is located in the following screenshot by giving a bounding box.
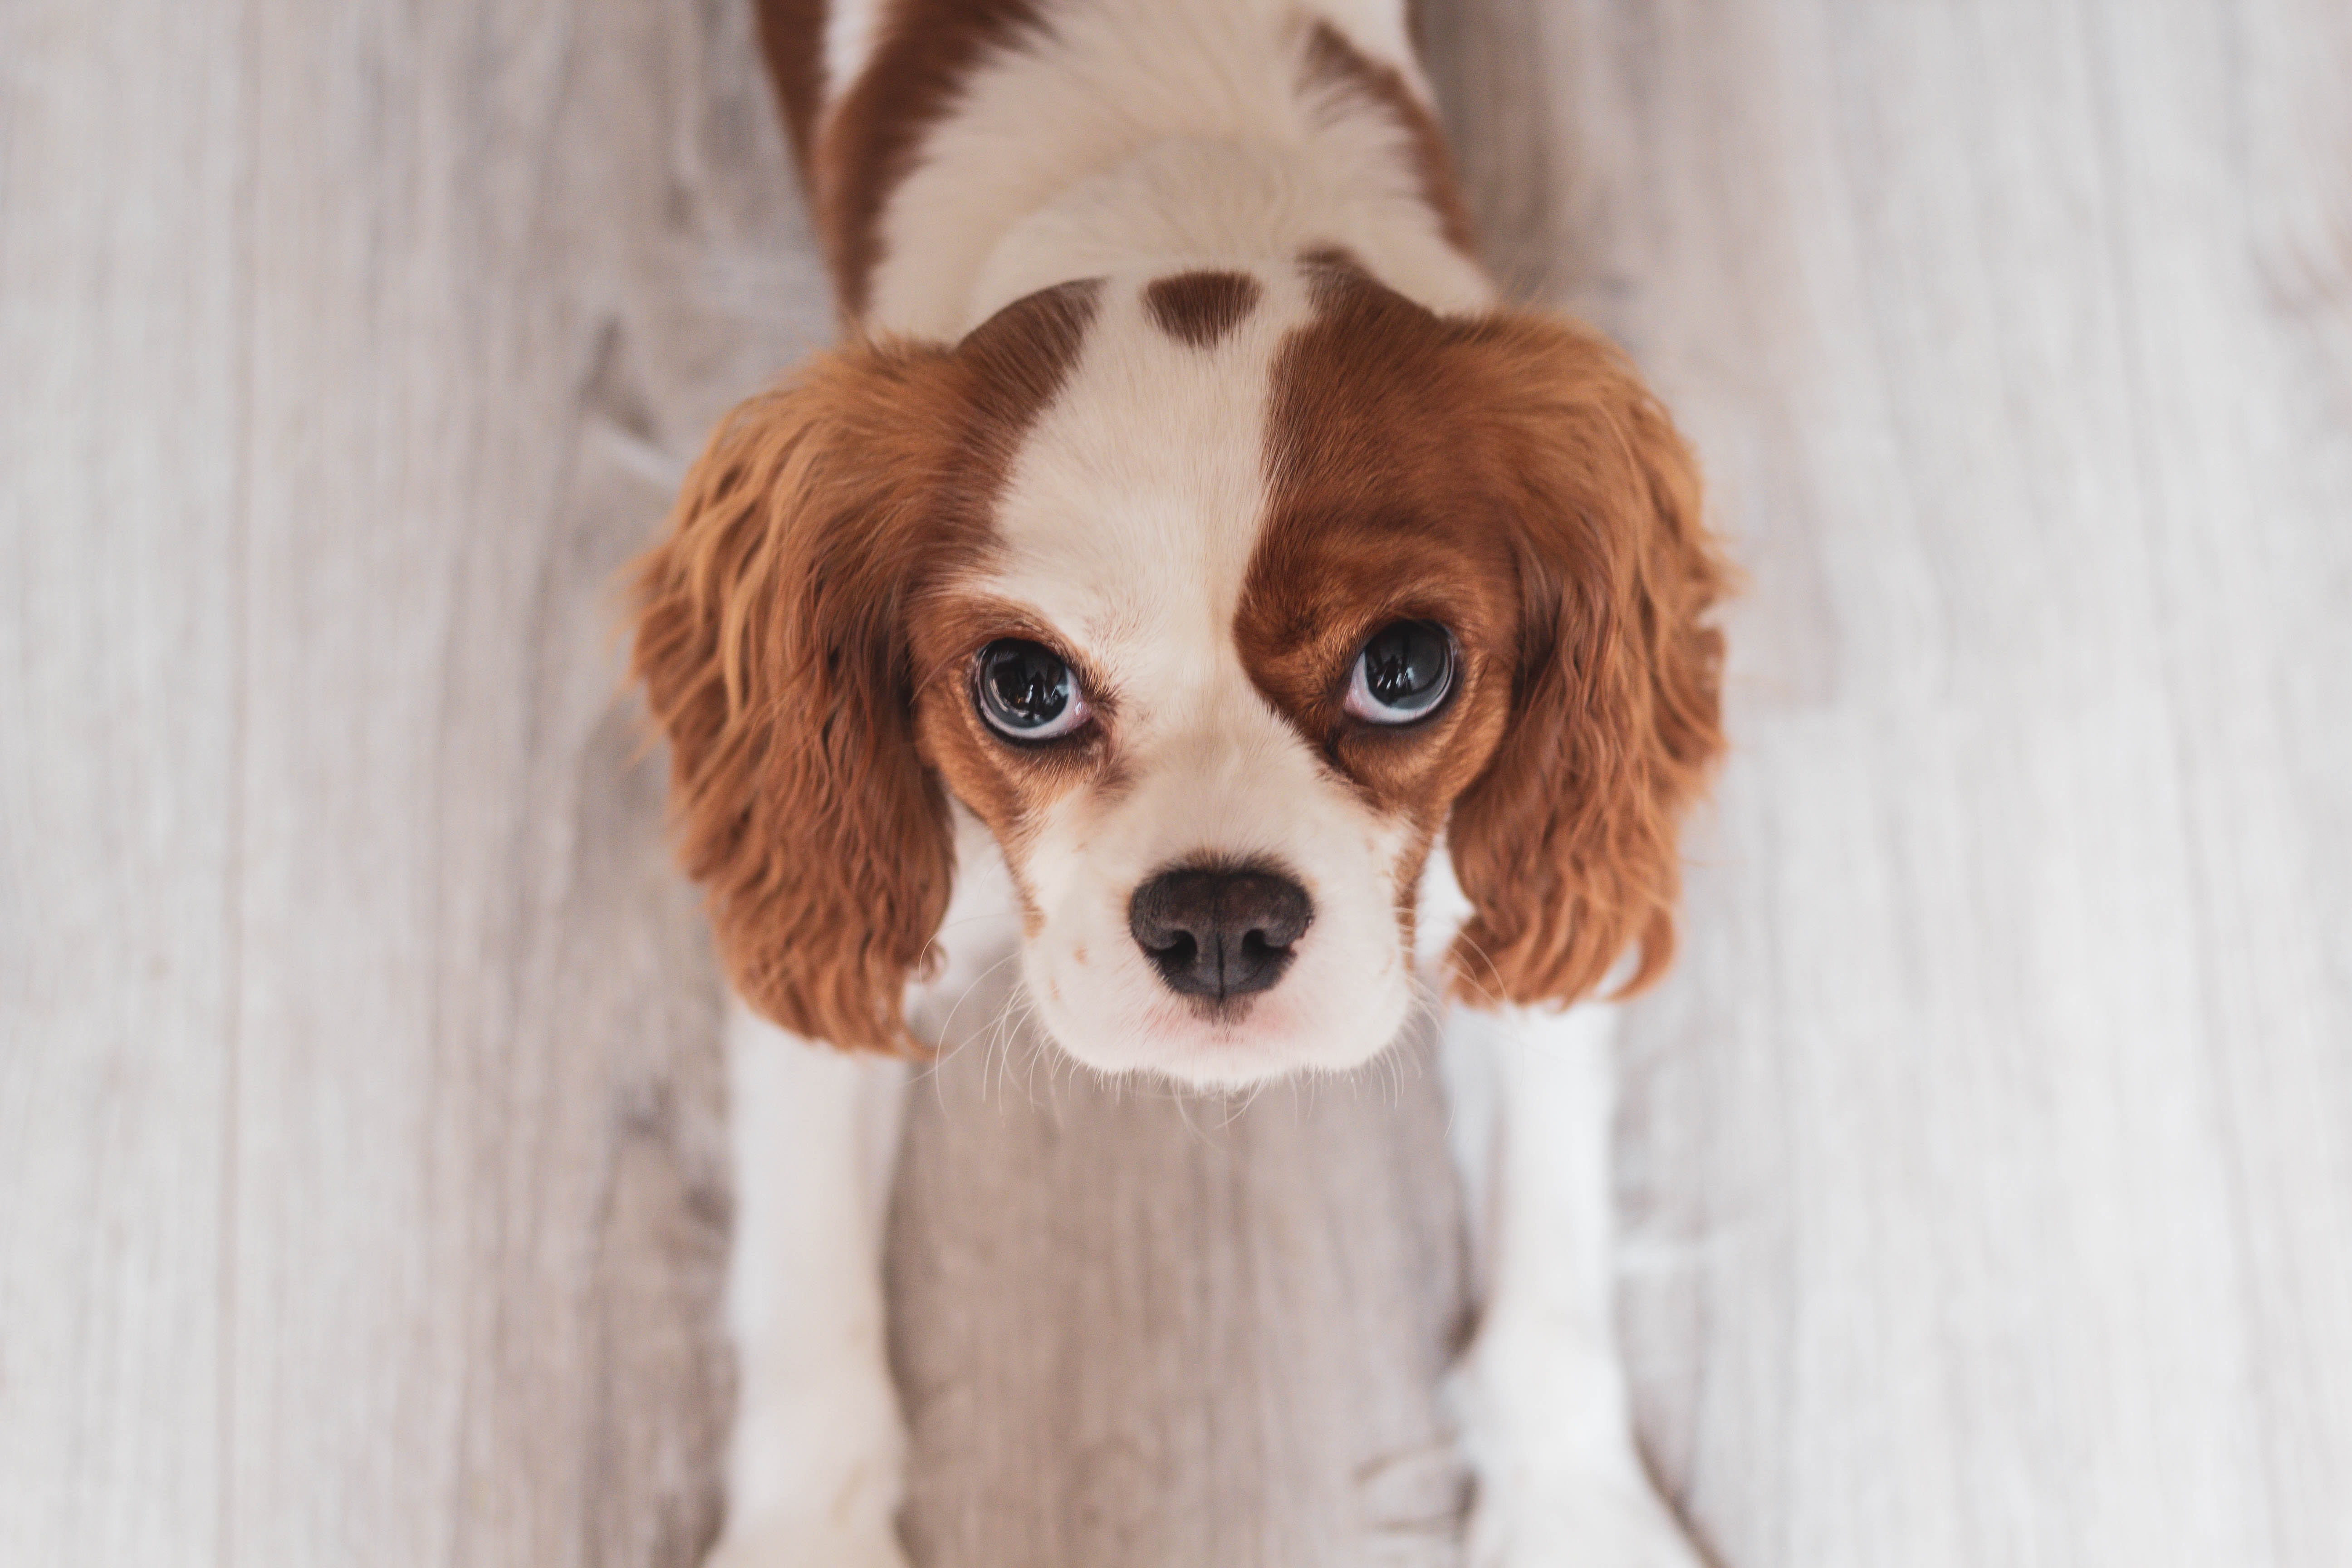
[1024,960,1416,1091]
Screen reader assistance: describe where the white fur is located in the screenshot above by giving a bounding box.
[709,1004,912,1568]
[708,816,1028,1568]
[820,0,886,103]
[1441,1002,1707,1568]
[710,3,1696,1564]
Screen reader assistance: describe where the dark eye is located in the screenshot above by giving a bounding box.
[1344,620,1454,724]
[974,639,1092,741]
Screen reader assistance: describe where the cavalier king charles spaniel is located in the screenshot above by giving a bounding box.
[630,2,1728,1562]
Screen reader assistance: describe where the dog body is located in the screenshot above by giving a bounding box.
[636,3,1726,1563]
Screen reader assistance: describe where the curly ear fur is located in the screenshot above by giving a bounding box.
[630,343,963,1054]
[631,282,1098,1051]
[1445,315,1730,1009]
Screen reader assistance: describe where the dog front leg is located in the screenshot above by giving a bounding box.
[708,1001,912,1568]
[1442,1001,1704,1568]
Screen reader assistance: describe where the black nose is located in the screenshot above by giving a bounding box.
[1128,864,1313,1001]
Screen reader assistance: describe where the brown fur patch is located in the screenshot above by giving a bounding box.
[1240,279,1519,863]
[810,0,1048,319]
[1142,270,1263,348]
[1245,269,1729,1011]
[1297,21,1478,259]
[752,0,827,181]
[628,280,1099,1052]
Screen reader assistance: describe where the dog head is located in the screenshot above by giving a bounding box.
[631,255,1727,1086]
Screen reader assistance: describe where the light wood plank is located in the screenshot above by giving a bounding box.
[890,969,1470,1568]
[0,2,247,1562]
[222,2,821,1562]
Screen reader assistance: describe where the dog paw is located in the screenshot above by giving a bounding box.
[1465,1471,1708,1568]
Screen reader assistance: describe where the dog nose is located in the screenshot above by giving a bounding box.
[1128,864,1313,1001]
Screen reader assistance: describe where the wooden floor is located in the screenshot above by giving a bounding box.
[5,0,2349,1563]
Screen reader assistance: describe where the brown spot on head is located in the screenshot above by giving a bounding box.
[1142,270,1264,349]
[1296,22,1478,259]
[627,279,1100,1053]
[1241,269,1729,1012]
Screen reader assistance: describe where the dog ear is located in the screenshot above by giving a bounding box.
[630,343,960,1053]
[1444,314,1730,1009]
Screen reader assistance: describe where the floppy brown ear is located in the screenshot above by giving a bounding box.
[1445,314,1730,1009]
[629,343,960,1053]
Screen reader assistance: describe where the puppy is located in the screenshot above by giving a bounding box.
[630,2,1729,1562]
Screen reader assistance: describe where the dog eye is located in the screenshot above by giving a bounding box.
[1345,620,1454,724]
[975,639,1091,741]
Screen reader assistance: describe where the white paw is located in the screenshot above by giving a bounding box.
[702,1512,911,1568]
[1452,1332,1707,1568]
[1466,1472,1707,1568]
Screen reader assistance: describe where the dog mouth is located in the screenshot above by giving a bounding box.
[1020,933,1415,1090]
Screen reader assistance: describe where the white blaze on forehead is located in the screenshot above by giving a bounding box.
[973,265,1315,720]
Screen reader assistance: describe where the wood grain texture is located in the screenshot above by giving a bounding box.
[219,2,819,1559]
[890,972,1470,1568]
[7,0,824,1561]
[4,0,2349,1565]
[0,2,245,1560]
